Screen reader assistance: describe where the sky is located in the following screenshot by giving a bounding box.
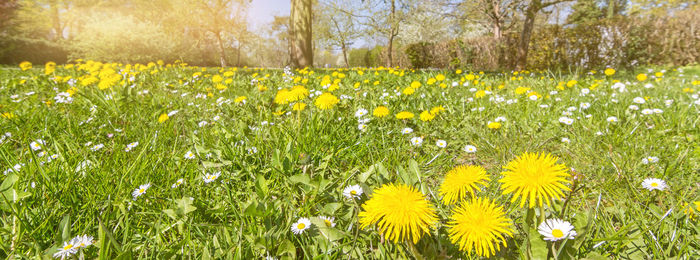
[247,0,291,27]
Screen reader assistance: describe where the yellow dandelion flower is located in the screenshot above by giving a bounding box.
[637,73,647,81]
[474,90,486,98]
[274,89,292,104]
[447,197,513,257]
[234,96,247,104]
[499,152,571,208]
[396,111,414,120]
[487,122,501,129]
[373,106,390,118]
[410,81,421,88]
[604,68,615,76]
[314,92,339,110]
[359,183,437,244]
[436,74,446,81]
[419,110,435,122]
[439,165,489,205]
[683,201,700,220]
[427,78,436,85]
[430,106,445,114]
[1,112,16,119]
[212,75,223,83]
[402,87,415,95]
[19,61,32,70]
[158,113,169,123]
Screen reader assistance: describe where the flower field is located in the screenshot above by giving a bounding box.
[1,61,699,259]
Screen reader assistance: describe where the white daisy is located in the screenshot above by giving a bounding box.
[410,136,423,147]
[291,218,311,235]
[90,144,104,151]
[495,116,507,122]
[355,108,368,117]
[633,97,646,104]
[561,137,570,143]
[641,156,659,164]
[401,127,413,135]
[198,121,208,127]
[641,109,654,115]
[642,178,667,191]
[203,171,221,183]
[184,151,195,159]
[343,184,363,199]
[319,216,336,227]
[30,141,43,151]
[171,178,184,188]
[558,117,574,125]
[538,218,577,241]
[53,239,78,259]
[464,145,477,153]
[628,105,639,110]
[606,116,618,123]
[132,183,151,200]
[75,235,93,248]
[358,124,367,132]
[436,140,447,148]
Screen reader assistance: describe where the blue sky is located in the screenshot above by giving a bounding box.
[248,0,291,27]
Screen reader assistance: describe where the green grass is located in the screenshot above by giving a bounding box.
[0,63,698,259]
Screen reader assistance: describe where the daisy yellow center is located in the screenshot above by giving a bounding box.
[324,220,332,227]
[552,229,564,238]
[350,190,357,195]
[297,223,305,229]
[139,189,145,193]
[651,182,658,187]
[63,244,73,250]
[209,176,216,180]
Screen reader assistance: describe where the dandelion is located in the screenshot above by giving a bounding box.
[538,219,577,241]
[184,151,195,159]
[373,106,390,117]
[343,184,363,199]
[439,165,488,205]
[604,68,615,76]
[319,216,336,227]
[447,197,513,257]
[464,145,477,153]
[642,178,667,191]
[291,218,311,235]
[158,113,169,123]
[637,73,648,81]
[396,111,414,119]
[132,183,151,200]
[410,136,423,146]
[436,140,447,148]
[172,178,184,188]
[314,93,339,110]
[499,152,571,208]
[487,121,501,129]
[203,171,221,183]
[683,201,700,220]
[359,183,437,243]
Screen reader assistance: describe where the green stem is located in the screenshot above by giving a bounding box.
[406,241,425,260]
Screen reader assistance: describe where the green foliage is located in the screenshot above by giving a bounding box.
[67,14,176,64]
[405,42,434,69]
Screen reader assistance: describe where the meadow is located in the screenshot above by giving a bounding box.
[0,61,699,259]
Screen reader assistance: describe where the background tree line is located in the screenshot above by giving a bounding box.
[0,0,698,70]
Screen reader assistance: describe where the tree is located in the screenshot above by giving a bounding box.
[516,0,573,69]
[186,0,250,67]
[290,0,313,68]
[317,0,360,67]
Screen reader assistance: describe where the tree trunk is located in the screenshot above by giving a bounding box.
[49,0,62,41]
[215,31,227,67]
[341,42,349,67]
[516,0,539,70]
[491,0,502,40]
[607,0,614,18]
[386,0,396,67]
[290,0,313,68]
